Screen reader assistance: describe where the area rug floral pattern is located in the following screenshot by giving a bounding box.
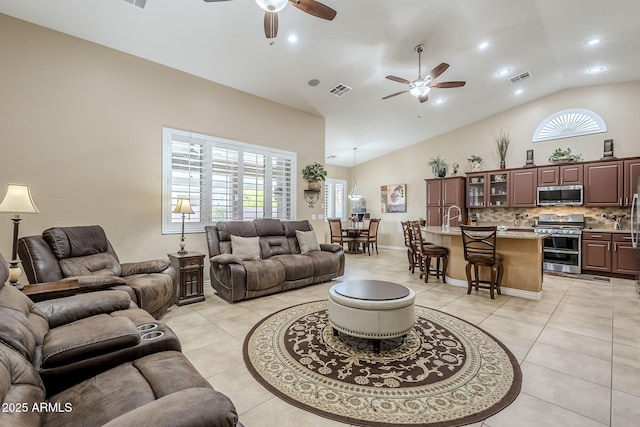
[243,301,521,427]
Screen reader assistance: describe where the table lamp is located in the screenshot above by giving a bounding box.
[173,198,194,255]
[0,184,40,290]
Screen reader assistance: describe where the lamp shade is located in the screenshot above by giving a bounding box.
[173,198,194,215]
[0,184,40,214]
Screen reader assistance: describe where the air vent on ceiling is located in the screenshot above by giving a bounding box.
[124,0,147,9]
[509,71,531,84]
[329,84,352,97]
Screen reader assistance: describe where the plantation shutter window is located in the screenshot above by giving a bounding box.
[162,127,296,233]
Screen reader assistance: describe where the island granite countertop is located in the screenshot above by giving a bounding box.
[422,226,549,240]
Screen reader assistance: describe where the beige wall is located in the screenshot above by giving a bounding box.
[0,14,326,277]
[1,13,639,275]
[350,81,640,248]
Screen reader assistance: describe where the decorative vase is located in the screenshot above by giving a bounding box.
[500,160,506,170]
[307,181,322,191]
[471,162,481,171]
[432,164,448,178]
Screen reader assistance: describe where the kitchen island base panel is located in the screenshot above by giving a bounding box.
[423,226,545,297]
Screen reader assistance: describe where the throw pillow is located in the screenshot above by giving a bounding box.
[230,235,261,261]
[296,230,321,254]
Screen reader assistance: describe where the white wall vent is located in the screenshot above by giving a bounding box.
[124,0,147,9]
[329,84,352,97]
[509,71,531,84]
[532,108,607,142]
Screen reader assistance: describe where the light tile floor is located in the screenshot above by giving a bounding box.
[162,249,640,427]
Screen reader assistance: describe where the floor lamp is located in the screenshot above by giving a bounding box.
[173,198,194,255]
[0,184,40,290]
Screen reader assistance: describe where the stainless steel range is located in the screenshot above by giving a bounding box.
[533,214,585,274]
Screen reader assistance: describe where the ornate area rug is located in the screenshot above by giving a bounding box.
[243,301,522,426]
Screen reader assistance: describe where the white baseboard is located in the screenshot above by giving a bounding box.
[445,276,543,301]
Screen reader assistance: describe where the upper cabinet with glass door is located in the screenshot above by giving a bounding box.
[467,171,509,208]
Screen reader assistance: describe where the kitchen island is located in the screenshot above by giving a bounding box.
[422,226,549,300]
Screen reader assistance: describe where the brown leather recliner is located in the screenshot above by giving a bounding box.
[18,225,177,318]
[0,253,240,426]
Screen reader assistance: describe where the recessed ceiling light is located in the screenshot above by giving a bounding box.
[478,41,489,50]
[288,34,298,43]
[435,98,446,104]
[587,66,606,73]
[514,89,524,95]
[497,67,511,77]
[587,38,601,46]
[308,78,320,87]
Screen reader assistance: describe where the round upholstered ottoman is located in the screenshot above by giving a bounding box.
[328,280,415,352]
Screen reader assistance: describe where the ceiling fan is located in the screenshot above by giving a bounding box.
[383,44,466,104]
[204,0,337,39]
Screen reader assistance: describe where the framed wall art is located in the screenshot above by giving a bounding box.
[381,184,406,213]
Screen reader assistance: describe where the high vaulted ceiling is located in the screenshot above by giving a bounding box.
[2,0,639,166]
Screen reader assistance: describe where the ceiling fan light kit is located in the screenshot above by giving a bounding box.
[205,0,336,39]
[383,44,466,104]
[255,0,288,12]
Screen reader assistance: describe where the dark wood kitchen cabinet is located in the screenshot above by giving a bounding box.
[537,164,583,186]
[584,161,623,206]
[582,232,635,276]
[624,158,640,206]
[426,177,466,226]
[510,168,538,207]
[467,171,509,208]
[612,234,637,275]
[582,232,611,272]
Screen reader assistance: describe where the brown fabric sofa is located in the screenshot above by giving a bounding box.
[205,219,344,302]
[0,253,240,426]
[18,225,177,318]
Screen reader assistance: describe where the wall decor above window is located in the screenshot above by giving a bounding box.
[532,108,607,142]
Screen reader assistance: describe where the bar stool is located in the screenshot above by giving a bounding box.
[409,221,449,283]
[460,225,504,299]
[401,221,419,273]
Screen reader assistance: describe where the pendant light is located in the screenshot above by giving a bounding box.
[348,147,362,201]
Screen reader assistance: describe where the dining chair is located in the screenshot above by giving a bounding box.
[460,225,504,299]
[327,218,355,250]
[409,221,448,283]
[355,218,380,255]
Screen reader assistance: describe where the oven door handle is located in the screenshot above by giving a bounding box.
[543,248,581,255]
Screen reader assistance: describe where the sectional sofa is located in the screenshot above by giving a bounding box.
[0,253,240,426]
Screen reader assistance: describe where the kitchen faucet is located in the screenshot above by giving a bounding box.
[442,204,462,232]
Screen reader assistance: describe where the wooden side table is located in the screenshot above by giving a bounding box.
[168,252,206,306]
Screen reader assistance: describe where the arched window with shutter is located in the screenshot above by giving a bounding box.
[532,108,607,142]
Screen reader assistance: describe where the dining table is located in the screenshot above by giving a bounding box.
[344,225,367,254]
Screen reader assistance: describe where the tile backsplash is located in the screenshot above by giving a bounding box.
[469,205,633,229]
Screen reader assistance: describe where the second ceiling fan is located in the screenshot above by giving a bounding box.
[383,44,466,104]
[204,0,337,39]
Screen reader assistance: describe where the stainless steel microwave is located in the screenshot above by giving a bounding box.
[537,185,584,206]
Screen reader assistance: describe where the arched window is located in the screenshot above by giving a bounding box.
[532,108,607,142]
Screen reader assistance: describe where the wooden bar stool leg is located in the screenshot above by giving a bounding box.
[497,263,504,295]
[465,263,473,294]
[424,255,432,283]
[442,255,448,283]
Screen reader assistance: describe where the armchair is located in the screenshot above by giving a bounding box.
[18,225,177,318]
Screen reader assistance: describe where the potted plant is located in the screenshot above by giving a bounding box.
[548,147,583,164]
[302,162,327,190]
[467,155,483,171]
[494,128,511,169]
[428,156,448,178]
